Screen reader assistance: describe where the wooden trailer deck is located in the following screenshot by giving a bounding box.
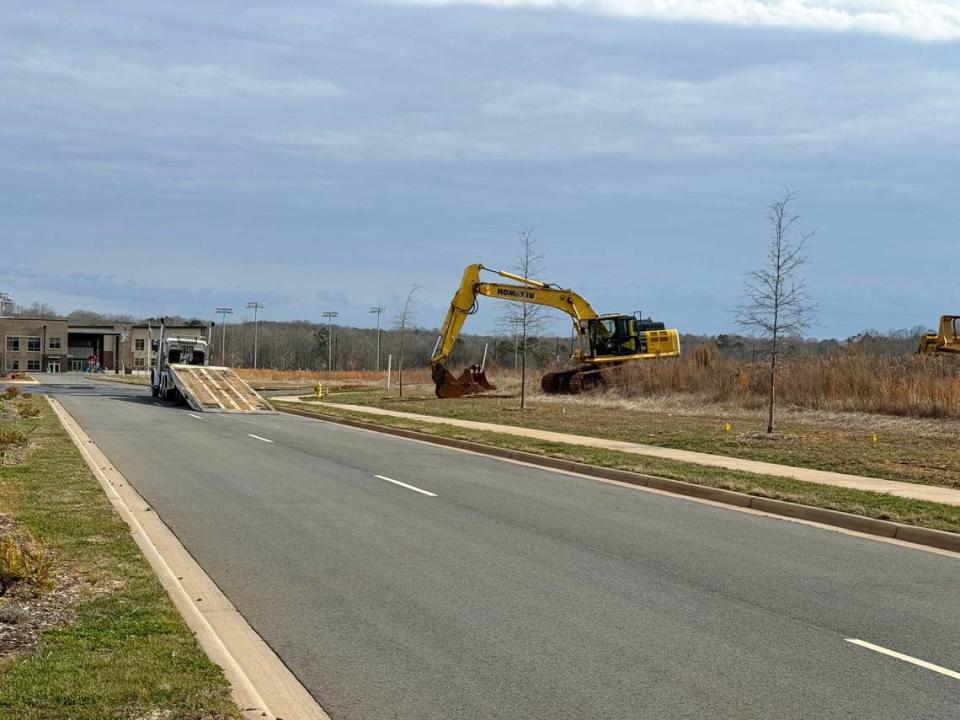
[168,364,274,413]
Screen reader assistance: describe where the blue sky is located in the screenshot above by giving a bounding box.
[2,1,957,338]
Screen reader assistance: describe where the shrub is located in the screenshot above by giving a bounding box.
[0,605,30,624]
[14,401,39,418]
[0,531,53,595]
[0,428,28,446]
[2,386,20,400]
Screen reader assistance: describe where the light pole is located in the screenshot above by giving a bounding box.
[215,307,233,366]
[369,305,387,371]
[246,301,264,369]
[322,311,338,371]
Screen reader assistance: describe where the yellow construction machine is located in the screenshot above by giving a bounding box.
[430,263,681,398]
[917,315,960,355]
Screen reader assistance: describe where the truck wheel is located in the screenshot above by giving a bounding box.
[151,387,160,398]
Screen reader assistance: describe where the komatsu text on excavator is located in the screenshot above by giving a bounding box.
[430,263,681,398]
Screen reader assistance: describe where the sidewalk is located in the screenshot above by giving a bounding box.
[272,397,960,507]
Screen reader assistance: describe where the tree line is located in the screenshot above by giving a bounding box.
[4,300,929,372]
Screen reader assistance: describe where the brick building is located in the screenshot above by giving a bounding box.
[0,317,210,375]
[1,317,69,373]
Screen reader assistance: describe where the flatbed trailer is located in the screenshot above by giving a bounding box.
[166,364,273,413]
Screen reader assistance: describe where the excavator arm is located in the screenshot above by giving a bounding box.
[431,264,598,369]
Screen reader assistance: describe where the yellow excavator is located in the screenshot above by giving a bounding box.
[917,315,960,354]
[430,263,681,398]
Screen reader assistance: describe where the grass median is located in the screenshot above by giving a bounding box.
[279,399,960,535]
[0,390,239,719]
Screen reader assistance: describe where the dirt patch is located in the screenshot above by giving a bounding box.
[0,441,32,466]
[736,431,802,444]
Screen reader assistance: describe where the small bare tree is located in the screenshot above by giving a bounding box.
[394,284,422,397]
[736,189,815,433]
[498,227,548,410]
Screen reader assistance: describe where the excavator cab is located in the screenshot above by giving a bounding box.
[585,314,668,360]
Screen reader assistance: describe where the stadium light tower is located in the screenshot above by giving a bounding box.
[246,301,265,369]
[322,311,339,370]
[215,307,233,365]
[369,305,387,371]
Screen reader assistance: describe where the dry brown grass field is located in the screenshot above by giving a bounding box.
[609,347,960,419]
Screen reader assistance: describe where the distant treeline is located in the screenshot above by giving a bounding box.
[7,303,931,370]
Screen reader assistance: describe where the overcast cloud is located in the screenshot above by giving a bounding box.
[2,1,957,337]
[398,1,960,41]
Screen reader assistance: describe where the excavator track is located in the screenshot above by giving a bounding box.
[540,366,607,395]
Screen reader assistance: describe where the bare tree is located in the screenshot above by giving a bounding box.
[394,284,422,397]
[737,189,816,433]
[498,227,548,410]
[12,301,60,319]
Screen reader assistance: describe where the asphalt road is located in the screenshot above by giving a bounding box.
[36,375,960,719]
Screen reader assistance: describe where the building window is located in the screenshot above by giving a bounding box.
[5,358,19,371]
[134,357,145,367]
[49,336,61,350]
[27,359,41,371]
[5,336,19,352]
[27,336,41,352]
[135,338,145,351]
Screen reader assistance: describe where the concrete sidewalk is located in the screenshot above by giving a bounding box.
[272,397,960,507]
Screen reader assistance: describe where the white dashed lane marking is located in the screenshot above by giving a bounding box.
[373,474,437,497]
[846,639,960,681]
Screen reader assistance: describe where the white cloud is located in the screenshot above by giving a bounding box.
[394,0,960,41]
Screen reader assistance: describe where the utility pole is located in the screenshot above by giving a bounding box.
[246,301,264,369]
[215,307,233,365]
[369,305,387,371]
[322,311,338,371]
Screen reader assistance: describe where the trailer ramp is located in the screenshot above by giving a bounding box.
[168,364,273,413]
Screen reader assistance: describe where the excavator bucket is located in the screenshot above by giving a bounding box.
[432,364,496,399]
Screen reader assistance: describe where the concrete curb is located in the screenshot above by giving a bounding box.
[276,403,960,554]
[48,397,330,720]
